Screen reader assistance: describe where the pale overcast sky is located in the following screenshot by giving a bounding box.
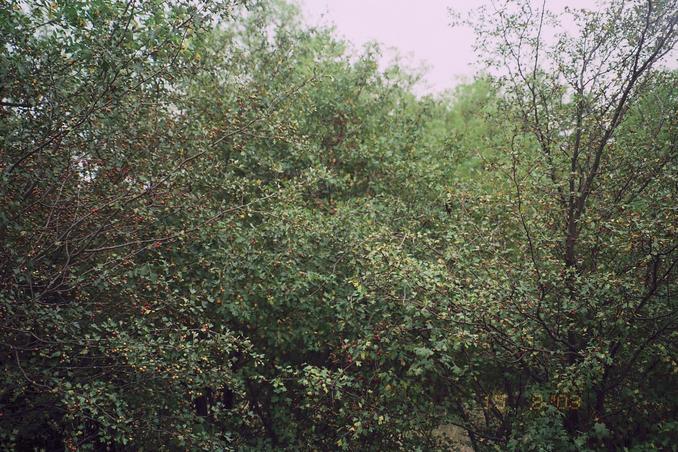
[298,0,598,94]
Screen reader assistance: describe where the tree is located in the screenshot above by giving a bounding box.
[447,0,678,448]
[1,1,461,448]
[0,1,266,449]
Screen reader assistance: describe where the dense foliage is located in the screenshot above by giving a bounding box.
[1,0,676,450]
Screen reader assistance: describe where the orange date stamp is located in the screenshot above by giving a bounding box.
[484,392,582,412]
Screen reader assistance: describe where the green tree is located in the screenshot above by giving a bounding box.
[0,1,269,449]
[448,0,678,448]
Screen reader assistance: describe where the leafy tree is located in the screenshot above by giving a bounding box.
[0,1,269,449]
[1,0,456,448]
[447,0,678,448]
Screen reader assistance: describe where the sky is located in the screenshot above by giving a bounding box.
[298,0,597,95]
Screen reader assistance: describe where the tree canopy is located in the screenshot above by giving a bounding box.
[1,0,676,450]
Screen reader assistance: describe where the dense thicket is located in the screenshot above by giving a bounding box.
[1,0,676,450]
